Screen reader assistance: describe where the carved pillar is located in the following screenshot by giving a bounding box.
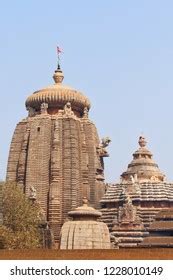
[48,119,63,243]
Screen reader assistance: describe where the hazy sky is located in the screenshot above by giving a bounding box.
[1,0,173,182]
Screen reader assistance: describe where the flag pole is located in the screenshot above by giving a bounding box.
[57,51,60,69]
[57,46,62,70]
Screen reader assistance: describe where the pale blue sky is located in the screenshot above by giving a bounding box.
[1,0,173,182]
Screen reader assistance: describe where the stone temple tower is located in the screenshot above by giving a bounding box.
[100,136,173,247]
[6,65,109,243]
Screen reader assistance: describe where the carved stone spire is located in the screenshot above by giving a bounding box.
[121,136,165,182]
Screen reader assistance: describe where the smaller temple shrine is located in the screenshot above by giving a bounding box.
[111,189,147,247]
[100,136,173,247]
[60,198,111,249]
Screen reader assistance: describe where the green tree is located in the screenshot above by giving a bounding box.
[0,182,42,249]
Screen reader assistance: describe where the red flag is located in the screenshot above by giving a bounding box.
[57,46,63,54]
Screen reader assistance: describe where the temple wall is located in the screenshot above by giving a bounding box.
[48,116,83,242]
[0,183,3,225]
[25,116,52,213]
[48,118,63,242]
[80,122,89,199]
[6,114,106,243]
[17,124,30,190]
[6,120,27,182]
[82,120,105,208]
[83,121,99,207]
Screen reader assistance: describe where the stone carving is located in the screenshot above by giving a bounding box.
[0,184,3,225]
[150,175,159,182]
[138,136,147,147]
[63,102,74,117]
[110,234,118,248]
[130,173,138,184]
[26,106,36,117]
[6,66,107,246]
[163,175,166,182]
[83,107,89,118]
[130,175,135,184]
[97,137,111,157]
[40,102,48,114]
[109,186,146,248]
[101,137,111,148]
[134,182,141,194]
[29,186,37,200]
[118,196,138,224]
[57,109,64,117]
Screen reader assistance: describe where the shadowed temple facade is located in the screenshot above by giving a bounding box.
[6,62,173,249]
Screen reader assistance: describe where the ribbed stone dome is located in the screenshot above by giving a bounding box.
[25,67,91,114]
[60,198,111,249]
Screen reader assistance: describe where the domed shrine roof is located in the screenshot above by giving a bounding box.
[68,197,102,220]
[25,66,91,114]
[121,136,165,183]
[59,198,111,249]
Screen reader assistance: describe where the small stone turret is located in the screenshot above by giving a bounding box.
[121,136,165,183]
[60,198,111,249]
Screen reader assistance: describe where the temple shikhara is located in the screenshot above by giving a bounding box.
[6,64,110,246]
[6,59,173,249]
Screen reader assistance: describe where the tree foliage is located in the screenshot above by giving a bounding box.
[0,182,42,249]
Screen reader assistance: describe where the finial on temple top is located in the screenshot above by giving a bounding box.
[138,136,147,148]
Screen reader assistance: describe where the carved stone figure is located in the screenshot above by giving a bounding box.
[101,137,111,148]
[27,106,36,117]
[97,137,111,157]
[64,102,74,116]
[130,173,138,184]
[83,107,89,118]
[40,102,48,114]
[118,200,135,223]
[29,186,37,200]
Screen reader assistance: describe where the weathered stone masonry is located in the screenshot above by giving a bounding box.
[6,66,109,244]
